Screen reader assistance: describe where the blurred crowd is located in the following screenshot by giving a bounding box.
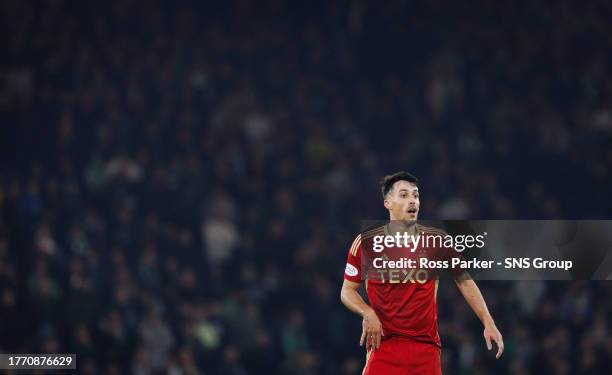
[1,0,611,374]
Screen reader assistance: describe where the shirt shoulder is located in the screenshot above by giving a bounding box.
[361,224,386,240]
[418,224,448,236]
[348,233,363,257]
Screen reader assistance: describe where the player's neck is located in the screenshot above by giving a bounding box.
[387,219,418,235]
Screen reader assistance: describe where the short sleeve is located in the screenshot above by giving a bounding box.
[343,234,362,283]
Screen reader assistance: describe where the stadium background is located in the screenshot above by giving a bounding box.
[1,0,611,374]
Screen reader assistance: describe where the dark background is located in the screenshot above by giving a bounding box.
[0,0,611,374]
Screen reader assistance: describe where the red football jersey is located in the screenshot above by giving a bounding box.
[344,224,464,348]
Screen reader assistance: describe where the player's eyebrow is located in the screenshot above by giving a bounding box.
[398,188,418,193]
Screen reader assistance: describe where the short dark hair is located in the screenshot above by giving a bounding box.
[380,171,418,198]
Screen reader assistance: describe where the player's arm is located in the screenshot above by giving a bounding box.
[340,279,384,349]
[454,272,504,359]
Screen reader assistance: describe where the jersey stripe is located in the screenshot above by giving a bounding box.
[350,234,362,256]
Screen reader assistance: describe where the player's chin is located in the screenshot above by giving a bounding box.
[403,213,418,221]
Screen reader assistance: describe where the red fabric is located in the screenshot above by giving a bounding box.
[362,335,442,375]
[343,225,465,348]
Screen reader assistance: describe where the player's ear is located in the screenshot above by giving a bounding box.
[384,198,392,211]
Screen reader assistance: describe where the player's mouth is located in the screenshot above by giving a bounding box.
[406,208,418,217]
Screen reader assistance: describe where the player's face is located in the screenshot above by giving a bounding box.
[384,181,420,221]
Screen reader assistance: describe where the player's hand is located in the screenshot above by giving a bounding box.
[483,323,504,359]
[360,309,384,350]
